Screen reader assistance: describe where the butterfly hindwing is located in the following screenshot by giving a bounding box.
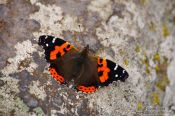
[49,63,65,84]
[76,85,98,93]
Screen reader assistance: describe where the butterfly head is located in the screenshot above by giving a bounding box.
[38,35,47,46]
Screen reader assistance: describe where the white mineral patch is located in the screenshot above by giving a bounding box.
[26,62,38,73]
[0,0,8,4]
[96,22,126,47]
[29,2,63,37]
[51,110,64,116]
[61,15,84,32]
[163,86,175,115]
[167,55,175,86]
[160,35,174,59]
[89,83,139,115]
[88,0,112,20]
[30,1,83,39]
[163,49,175,115]
[30,0,38,5]
[0,76,20,113]
[29,81,47,100]
[1,40,37,75]
[0,76,20,95]
[107,14,138,37]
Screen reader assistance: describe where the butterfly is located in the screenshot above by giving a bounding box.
[38,35,129,93]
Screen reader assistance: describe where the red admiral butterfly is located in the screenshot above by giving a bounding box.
[38,35,129,93]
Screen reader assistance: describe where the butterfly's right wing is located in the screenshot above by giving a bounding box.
[97,57,129,87]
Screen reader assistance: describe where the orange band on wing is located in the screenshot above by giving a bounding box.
[49,68,65,83]
[97,58,110,83]
[77,86,97,93]
[50,42,73,60]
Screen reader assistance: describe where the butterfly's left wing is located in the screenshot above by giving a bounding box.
[38,35,75,62]
[38,35,77,84]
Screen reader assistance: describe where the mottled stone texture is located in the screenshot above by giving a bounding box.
[0,0,175,115]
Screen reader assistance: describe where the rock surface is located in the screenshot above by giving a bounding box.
[0,0,175,115]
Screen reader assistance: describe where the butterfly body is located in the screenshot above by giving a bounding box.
[38,35,129,93]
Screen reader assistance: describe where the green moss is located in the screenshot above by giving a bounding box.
[142,55,150,74]
[145,66,150,74]
[150,92,160,105]
[154,65,160,72]
[140,0,146,5]
[18,58,32,70]
[135,45,141,53]
[123,59,129,66]
[15,97,29,112]
[156,75,169,91]
[162,23,170,38]
[155,58,169,91]
[33,107,45,116]
[149,21,156,32]
[161,112,165,116]
[137,102,143,110]
[153,53,160,62]
[119,49,125,56]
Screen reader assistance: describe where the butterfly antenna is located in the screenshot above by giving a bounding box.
[78,24,83,39]
[73,24,84,50]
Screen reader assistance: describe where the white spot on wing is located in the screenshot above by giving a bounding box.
[114,65,118,70]
[45,35,48,39]
[115,74,118,77]
[52,37,56,43]
[123,70,125,73]
[46,44,49,47]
